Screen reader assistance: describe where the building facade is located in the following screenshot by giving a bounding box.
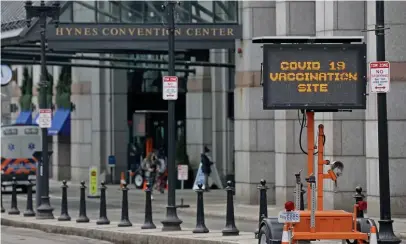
[1,1,406,218]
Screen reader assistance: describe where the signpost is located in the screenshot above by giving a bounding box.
[38,109,52,128]
[1,65,12,87]
[88,166,99,198]
[262,44,367,110]
[177,164,188,190]
[162,76,178,100]
[370,61,390,93]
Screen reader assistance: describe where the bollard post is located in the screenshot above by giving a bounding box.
[255,179,268,238]
[354,186,365,218]
[193,183,209,233]
[8,177,20,215]
[222,181,239,236]
[1,186,6,213]
[58,180,71,221]
[97,181,110,225]
[118,182,132,227]
[141,182,156,229]
[77,181,89,223]
[23,179,35,217]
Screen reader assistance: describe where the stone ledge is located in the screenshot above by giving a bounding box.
[1,215,255,244]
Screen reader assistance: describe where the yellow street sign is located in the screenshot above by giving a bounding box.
[89,166,98,196]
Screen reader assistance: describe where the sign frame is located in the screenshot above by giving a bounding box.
[262,43,367,111]
[177,164,189,181]
[162,76,178,100]
[38,109,52,128]
[369,61,390,93]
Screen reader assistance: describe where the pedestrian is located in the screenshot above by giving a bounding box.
[141,151,159,199]
[201,146,213,192]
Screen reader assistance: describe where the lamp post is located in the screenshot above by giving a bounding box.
[375,1,401,244]
[161,1,183,231]
[25,0,60,219]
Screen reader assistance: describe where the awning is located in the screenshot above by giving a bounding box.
[33,113,39,125]
[15,111,32,124]
[48,109,70,136]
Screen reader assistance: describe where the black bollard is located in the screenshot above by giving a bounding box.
[193,183,209,233]
[58,180,71,221]
[23,179,35,217]
[118,182,132,227]
[8,177,20,215]
[97,181,110,225]
[76,181,89,223]
[141,182,156,229]
[222,181,239,236]
[255,179,268,238]
[354,186,365,218]
[1,187,5,213]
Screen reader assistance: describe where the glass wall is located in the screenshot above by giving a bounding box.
[64,1,238,24]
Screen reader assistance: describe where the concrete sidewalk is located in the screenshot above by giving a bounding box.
[1,215,255,244]
[175,202,406,240]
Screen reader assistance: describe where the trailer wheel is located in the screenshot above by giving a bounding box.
[258,226,272,244]
[346,217,378,244]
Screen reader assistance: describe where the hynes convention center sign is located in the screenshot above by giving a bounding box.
[262,44,367,110]
[47,24,242,41]
[46,24,242,50]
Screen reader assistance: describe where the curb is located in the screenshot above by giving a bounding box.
[1,217,247,244]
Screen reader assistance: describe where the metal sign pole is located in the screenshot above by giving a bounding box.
[375,1,400,243]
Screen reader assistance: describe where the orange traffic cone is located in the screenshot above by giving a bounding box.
[369,225,378,244]
[281,224,289,244]
[142,179,147,190]
[120,172,126,188]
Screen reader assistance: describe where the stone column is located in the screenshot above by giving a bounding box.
[70,58,97,182]
[274,1,316,206]
[210,49,231,183]
[234,1,276,204]
[315,1,367,211]
[186,66,212,171]
[51,66,71,181]
[366,1,406,217]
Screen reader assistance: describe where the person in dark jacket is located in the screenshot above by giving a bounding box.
[201,146,213,191]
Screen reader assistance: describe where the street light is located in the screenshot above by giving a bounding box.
[161,1,183,231]
[375,1,401,244]
[25,0,60,219]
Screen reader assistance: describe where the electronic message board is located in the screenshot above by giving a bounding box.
[262,44,367,110]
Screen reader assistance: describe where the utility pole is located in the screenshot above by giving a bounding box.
[161,1,182,231]
[25,0,60,219]
[375,1,401,243]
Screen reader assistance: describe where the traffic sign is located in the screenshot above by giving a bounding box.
[1,65,12,87]
[162,76,178,100]
[39,109,52,128]
[370,61,390,93]
[108,155,116,167]
[89,166,98,197]
[177,164,189,181]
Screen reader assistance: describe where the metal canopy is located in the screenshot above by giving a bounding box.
[252,36,365,44]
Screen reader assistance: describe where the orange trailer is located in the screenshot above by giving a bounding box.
[258,111,378,244]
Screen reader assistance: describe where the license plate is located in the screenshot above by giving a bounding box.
[277,210,300,223]
[28,175,36,180]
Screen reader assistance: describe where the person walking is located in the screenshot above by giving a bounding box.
[141,151,159,199]
[201,146,213,192]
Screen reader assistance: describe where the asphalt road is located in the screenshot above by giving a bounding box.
[1,226,113,244]
[1,183,259,234]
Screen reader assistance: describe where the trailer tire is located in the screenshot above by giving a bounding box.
[346,218,379,244]
[134,173,144,189]
[258,226,272,244]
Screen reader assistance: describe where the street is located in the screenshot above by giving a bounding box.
[1,226,112,244]
[1,182,259,233]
